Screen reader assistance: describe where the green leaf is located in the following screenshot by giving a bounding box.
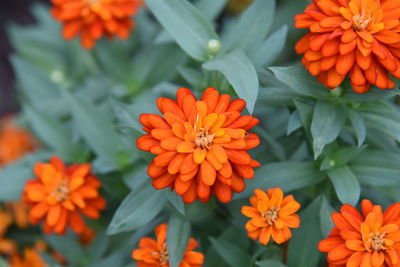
[222,0,275,53]
[350,150,400,186]
[237,162,325,199]
[349,110,366,146]
[167,215,191,267]
[203,49,259,113]
[311,100,347,158]
[287,110,302,136]
[10,56,59,108]
[344,87,400,102]
[23,105,87,162]
[209,238,251,267]
[195,0,227,21]
[288,197,322,267]
[144,0,218,61]
[0,257,9,267]
[45,232,85,266]
[320,197,335,237]
[327,165,360,205]
[87,253,125,267]
[167,192,185,215]
[107,182,167,235]
[64,91,126,168]
[251,25,288,68]
[269,65,331,99]
[256,260,286,267]
[320,145,367,171]
[0,151,50,201]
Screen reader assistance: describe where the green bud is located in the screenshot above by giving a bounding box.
[207,39,221,55]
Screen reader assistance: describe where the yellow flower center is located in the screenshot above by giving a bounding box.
[152,243,169,265]
[352,9,372,31]
[369,232,386,251]
[195,128,214,150]
[262,207,280,225]
[51,180,70,202]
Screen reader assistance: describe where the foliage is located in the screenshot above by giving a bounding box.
[1,0,400,266]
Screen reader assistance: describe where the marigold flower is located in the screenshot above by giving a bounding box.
[136,87,261,204]
[132,223,204,267]
[319,199,400,266]
[22,156,106,235]
[295,0,400,93]
[0,117,36,167]
[51,0,143,49]
[241,188,301,245]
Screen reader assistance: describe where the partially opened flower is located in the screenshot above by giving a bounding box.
[136,87,261,204]
[319,199,400,266]
[132,223,204,267]
[23,156,106,235]
[0,117,36,167]
[295,0,400,93]
[51,0,143,49]
[241,188,301,245]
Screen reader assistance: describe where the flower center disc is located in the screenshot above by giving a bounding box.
[52,180,70,202]
[370,232,386,251]
[262,207,280,225]
[195,128,214,149]
[152,243,169,265]
[352,9,372,31]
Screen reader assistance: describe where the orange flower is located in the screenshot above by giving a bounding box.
[10,247,48,267]
[4,202,29,229]
[0,117,36,167]
[241,188,301,245]
[295,0,400,93]
[132,223,204,267]
[22,156,106,235]
[136,87,261,204]
[51,0,143,49]
[0,209,17,255]
[78,226,96,245]
[319,199,400,266]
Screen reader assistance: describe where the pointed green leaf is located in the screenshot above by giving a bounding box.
[144,0,218,61]
[288,197,322,267]
[209,238,251,267]
[311,100,347,158]
[167,215,191,267]
[349,110,366,146]
[327,165,360,205]
[222,0,275,53]
[203,49,259,113]
[252,25,288,68]
[107,183,167,235]
[320,197,335,237]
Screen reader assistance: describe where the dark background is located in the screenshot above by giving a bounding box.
[0,0,48,117]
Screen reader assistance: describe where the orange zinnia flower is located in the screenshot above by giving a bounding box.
[22,156,106,235]
[10,247,48,267]
[51,0,143,49]
[295,0,400,93]
[319,199,400,266]
[132,223,204,267]
[241,188,301,245]
[136,87,261,204]
[0,117,36,167]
